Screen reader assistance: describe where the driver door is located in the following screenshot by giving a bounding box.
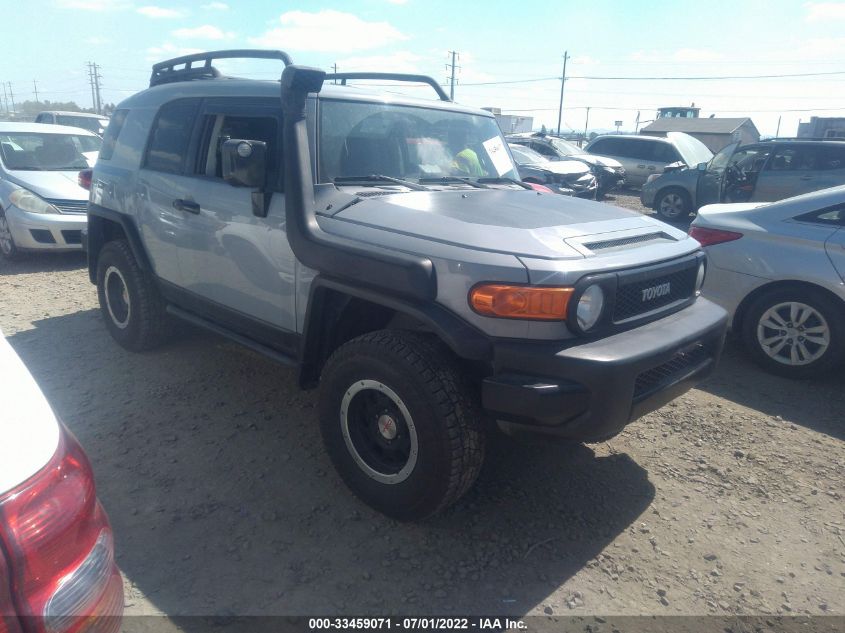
[696,142,738,207]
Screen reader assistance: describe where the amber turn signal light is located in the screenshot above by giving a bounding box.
[469,284,574,320]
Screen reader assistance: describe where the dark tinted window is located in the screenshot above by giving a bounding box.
[817,145,845,170]
[795,204,845,226]
[145,101,199,174]
[768,146,818,171]
[589,138,620,155]
[98,109,128,161]
[531,142,556,157]
[651,142,681,163]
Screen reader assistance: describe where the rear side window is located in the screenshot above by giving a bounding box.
[98,109,128,161]
[817,145,845,170]
[651,142,681,163]
[144,101,199,174]
[795,204,845,226]
[589,138,618,155]
[768,146,818,171]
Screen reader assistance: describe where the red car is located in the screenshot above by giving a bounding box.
[0,333,123,633]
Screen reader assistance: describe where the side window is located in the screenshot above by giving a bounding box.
[817,146,845,170]
[35,114,44,123]
[197,114,279,180]
[768,146,817,171]
[531,142,556,157]
[144,101,199,174]
[651,143,681,163]
[98,109,129,161]
[590,138,617,155]
[795,205,845,226]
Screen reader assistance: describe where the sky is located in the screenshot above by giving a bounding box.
[2,0,845,136]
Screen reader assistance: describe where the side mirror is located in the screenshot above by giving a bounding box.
[697,162,708,171]
[222,139,267,189]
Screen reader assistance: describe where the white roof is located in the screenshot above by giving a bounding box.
[0,121,99,136]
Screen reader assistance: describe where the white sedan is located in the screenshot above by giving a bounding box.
[0,332,123,632]
[689,185,845,378]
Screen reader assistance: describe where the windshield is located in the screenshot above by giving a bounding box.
[509,144,549,165]
[668,132,713,166]
[56,115,108,135]
[0,132,101,171]
[319,101,518,184]
[548,137,581,156]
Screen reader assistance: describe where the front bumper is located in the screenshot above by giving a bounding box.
[4,206,86,251]
[482,298,728,441]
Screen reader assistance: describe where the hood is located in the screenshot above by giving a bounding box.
[0,333,60,495]
[527,161,591,176]
[4,169,89,201]
[327,188,678,259]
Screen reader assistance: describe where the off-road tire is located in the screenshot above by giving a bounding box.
[96,240,169,352]
[0,209,23,261]
[319,330,485,520]
[741,286,845,379]
[655,187,692,221]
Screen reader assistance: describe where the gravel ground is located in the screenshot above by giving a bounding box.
[1,193,844,628]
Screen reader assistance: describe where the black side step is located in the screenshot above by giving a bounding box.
[166,305,297,367]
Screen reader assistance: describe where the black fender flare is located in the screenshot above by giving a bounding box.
[86,203,152,283]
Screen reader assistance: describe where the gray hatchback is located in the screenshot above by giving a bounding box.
[642,139,845,221]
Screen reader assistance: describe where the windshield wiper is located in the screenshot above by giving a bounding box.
[418,176,489,189]
[476,176,532,190]
[334,174,429,191]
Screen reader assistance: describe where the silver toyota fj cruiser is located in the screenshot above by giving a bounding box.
[85,50,727,519]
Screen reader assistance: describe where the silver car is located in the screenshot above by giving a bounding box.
[690,185,845,378]
[585,132,713,188]
[0,123,100,260]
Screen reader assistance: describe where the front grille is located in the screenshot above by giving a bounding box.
[613,259,699,323]
[585,232,673,251]
[62,230,82,244]
[634,344,711,401]
[46,199,87,214]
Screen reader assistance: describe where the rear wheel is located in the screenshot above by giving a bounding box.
[741,287,845,378]
[0,210,22,261]
[655,187,692,221]
[319,331,485,520]
[96,240,169,351]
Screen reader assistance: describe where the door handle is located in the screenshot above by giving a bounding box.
[799,175,813,180]
[636,164,646,168]
[173,199,200,214]
[647,165,656,170]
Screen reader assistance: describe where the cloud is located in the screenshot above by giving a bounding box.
[248,10,408,52]
[805,2,845,21]
[147,42,203,61]
[55,0,129,10]
[173,24,235,40]
[85,36,111,45]
[202,1,229,8]
[137,5,186,18]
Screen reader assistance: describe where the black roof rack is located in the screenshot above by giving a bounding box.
[149,49,293,87]
[324,72,450,102]
[764,136,845,142]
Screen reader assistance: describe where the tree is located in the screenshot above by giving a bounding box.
[540,124,547,134]
[15,100,92,117]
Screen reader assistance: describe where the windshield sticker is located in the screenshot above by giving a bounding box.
[482,136,512,176]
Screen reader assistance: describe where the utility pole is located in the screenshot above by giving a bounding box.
[332,63,338,84]
[635,111,641,133]
[775,115,782,137]
[556,51,569,136]
[583,107,591,142]
[446,50,459,101]
[1,83,7,114]
[33,79,39,103]
[94,63,103,114]
[6,83,15,114]
[87,63,97,112]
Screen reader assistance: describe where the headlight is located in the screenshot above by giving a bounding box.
[695,260,706,295]
[8,189,60,215]
[576,284,605,331]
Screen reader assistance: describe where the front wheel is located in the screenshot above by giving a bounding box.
[741,287,845,378]
[319,331,485,520]
[0,209,23,261]
[655,187,692,221]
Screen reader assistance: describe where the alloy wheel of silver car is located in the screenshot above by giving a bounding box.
[756,301,830,366]
[658,192,686,219]
[340,379,419,485]
[0,214,14,255]
[104,265,132,329]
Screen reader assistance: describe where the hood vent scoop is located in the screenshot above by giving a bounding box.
[583,231,675,251]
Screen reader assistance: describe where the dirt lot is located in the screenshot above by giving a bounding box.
[1,193,844,627]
